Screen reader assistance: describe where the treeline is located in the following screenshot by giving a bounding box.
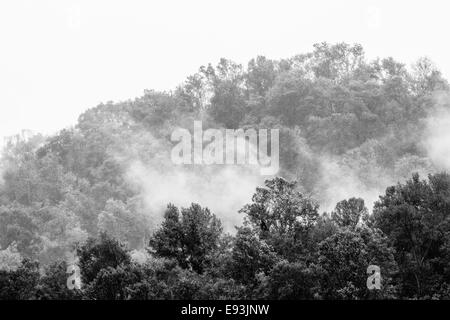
[2,174,450,299]
[1,42,450,299]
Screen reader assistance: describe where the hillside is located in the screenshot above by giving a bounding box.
[2,43,450,299]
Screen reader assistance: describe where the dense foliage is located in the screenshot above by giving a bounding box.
[1,43,450,299]
[2,175,450,299]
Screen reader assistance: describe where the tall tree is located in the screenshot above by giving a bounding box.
[149,203,223,273]
[240,177,319,260]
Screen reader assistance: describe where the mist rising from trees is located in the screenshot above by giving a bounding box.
[1,42,450,299]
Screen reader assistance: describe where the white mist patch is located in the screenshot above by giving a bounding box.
[425,106,450,171]
[125,160,264,232]
[317,155,391,213]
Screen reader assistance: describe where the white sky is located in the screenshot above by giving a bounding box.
[1,0,450,142]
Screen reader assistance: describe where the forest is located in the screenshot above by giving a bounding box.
[1,42,450,299]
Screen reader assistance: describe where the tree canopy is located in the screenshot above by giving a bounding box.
[1,43,450,299]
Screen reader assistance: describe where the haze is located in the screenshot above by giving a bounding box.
[1,0,450,142]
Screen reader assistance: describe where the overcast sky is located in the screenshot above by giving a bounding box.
[1,0,449,142]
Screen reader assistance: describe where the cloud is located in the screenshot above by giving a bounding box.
[424,93,450,171]
[125,160,264,232]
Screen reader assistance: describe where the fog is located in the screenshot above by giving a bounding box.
[113,93,450,232]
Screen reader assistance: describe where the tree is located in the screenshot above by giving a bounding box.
[331,197,368,229]
[411,57,448,96]
[267,71,314,126]
[36,261,83,300]
[239,177,319,260]
[202,59,247,128]
[86,264,141,300]
[257,260,317,300]
[77,233,131,284]
[0,205,41,257]
[148,204,184,264]
[0,243,22,272]
[227,227,278,284]
[308,42,365,82]
[125,257,180,300]
[316,227,397,299]
[0,259,40,300]
[149,203,223,273]
[372,172,450,298]
[130,90,179,130]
